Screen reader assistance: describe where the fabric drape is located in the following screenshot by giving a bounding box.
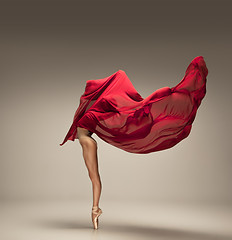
[60,56,208,154]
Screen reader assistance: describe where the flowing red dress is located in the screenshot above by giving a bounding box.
[60,56,208,154]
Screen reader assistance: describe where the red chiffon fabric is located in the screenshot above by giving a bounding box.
[60,56,208,154]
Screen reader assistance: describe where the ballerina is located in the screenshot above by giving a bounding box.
[60,56,208,229]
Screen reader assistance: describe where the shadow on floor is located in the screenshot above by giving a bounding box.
[34,218,231,240]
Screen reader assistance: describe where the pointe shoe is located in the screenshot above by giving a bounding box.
[92,206,103,229]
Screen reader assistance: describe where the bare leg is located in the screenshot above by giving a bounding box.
[77,127,102,223]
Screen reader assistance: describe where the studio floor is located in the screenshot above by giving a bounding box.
[1,199,232,240]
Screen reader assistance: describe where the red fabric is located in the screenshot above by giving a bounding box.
[60,56,208,154]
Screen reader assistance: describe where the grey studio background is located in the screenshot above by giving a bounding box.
[1,0,232,240]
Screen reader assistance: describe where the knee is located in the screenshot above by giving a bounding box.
[79,136,97,149]
[89,172,101,184]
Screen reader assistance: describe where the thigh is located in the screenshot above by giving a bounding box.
[77,127,97,146]
[77,127,93,138]
[78,135,99,174]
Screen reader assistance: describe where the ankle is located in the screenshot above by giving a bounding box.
[92,206,99,212]
[92,205,102,215]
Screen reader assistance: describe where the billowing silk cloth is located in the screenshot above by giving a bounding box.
[60,56,208,154]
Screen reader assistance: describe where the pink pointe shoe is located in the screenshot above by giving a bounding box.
[92,206,103,229]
